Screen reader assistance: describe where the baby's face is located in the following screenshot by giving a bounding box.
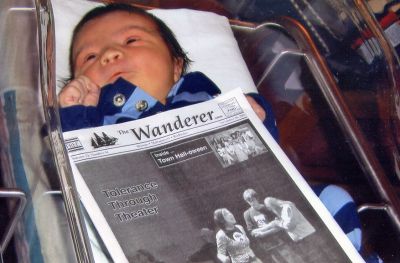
[72,11,182,102]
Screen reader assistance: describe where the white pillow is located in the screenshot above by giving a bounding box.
[52,0,257,94]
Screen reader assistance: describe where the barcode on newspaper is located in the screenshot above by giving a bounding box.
[64,137,84,152]
[218,97,243,117]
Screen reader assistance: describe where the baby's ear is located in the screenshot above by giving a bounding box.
[173,58,184,82]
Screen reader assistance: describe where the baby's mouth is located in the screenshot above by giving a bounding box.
[109,72,124,83]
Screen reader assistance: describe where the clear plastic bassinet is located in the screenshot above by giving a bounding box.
[0,0,399,262]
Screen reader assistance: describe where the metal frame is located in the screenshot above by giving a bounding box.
[232,16,400,233]
[34,1,94,262]
[0,189,26,263]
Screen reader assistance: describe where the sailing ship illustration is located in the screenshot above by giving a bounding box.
[91,132,118,148]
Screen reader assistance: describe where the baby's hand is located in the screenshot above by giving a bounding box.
[58,76,100,108]
[246,95,266,121]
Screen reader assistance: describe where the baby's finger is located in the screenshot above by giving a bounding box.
[58,78,90,107]
[59,85,84,107]
[246,96,266,121]
[74,77,89,100]
[81,76,100,106]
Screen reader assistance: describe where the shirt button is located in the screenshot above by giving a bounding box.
[135,100,148,111]
[113,93,126,107]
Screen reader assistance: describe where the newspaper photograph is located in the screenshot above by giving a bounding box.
[63,89,364,263]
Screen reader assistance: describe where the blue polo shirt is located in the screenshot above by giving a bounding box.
[59,71,279,141]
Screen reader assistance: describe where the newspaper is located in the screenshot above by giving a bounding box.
[63,89,364,263]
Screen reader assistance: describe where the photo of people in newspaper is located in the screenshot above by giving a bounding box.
[186,188,316,263]
[207,124,267,167]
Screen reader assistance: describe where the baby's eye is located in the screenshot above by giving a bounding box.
[126,37,139,45]
[84,54,97,62]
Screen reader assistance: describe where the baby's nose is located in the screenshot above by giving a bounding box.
[101,49,123,65]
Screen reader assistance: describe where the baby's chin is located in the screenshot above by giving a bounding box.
[106,72,138,86]
[99,76,127,88]
[108,72,125,84]
[99,77,139,90]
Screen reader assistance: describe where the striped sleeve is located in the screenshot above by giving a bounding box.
[312,184,362,251]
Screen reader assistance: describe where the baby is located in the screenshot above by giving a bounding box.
[58,3,366,260]
[58,3,277,138]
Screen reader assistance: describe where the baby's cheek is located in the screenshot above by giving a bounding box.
[80,70,102,88]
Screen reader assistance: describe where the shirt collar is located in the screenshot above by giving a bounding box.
[167,76,185,98]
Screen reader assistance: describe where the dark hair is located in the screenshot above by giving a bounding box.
[214,208,227,230]
[69,3,191,78]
